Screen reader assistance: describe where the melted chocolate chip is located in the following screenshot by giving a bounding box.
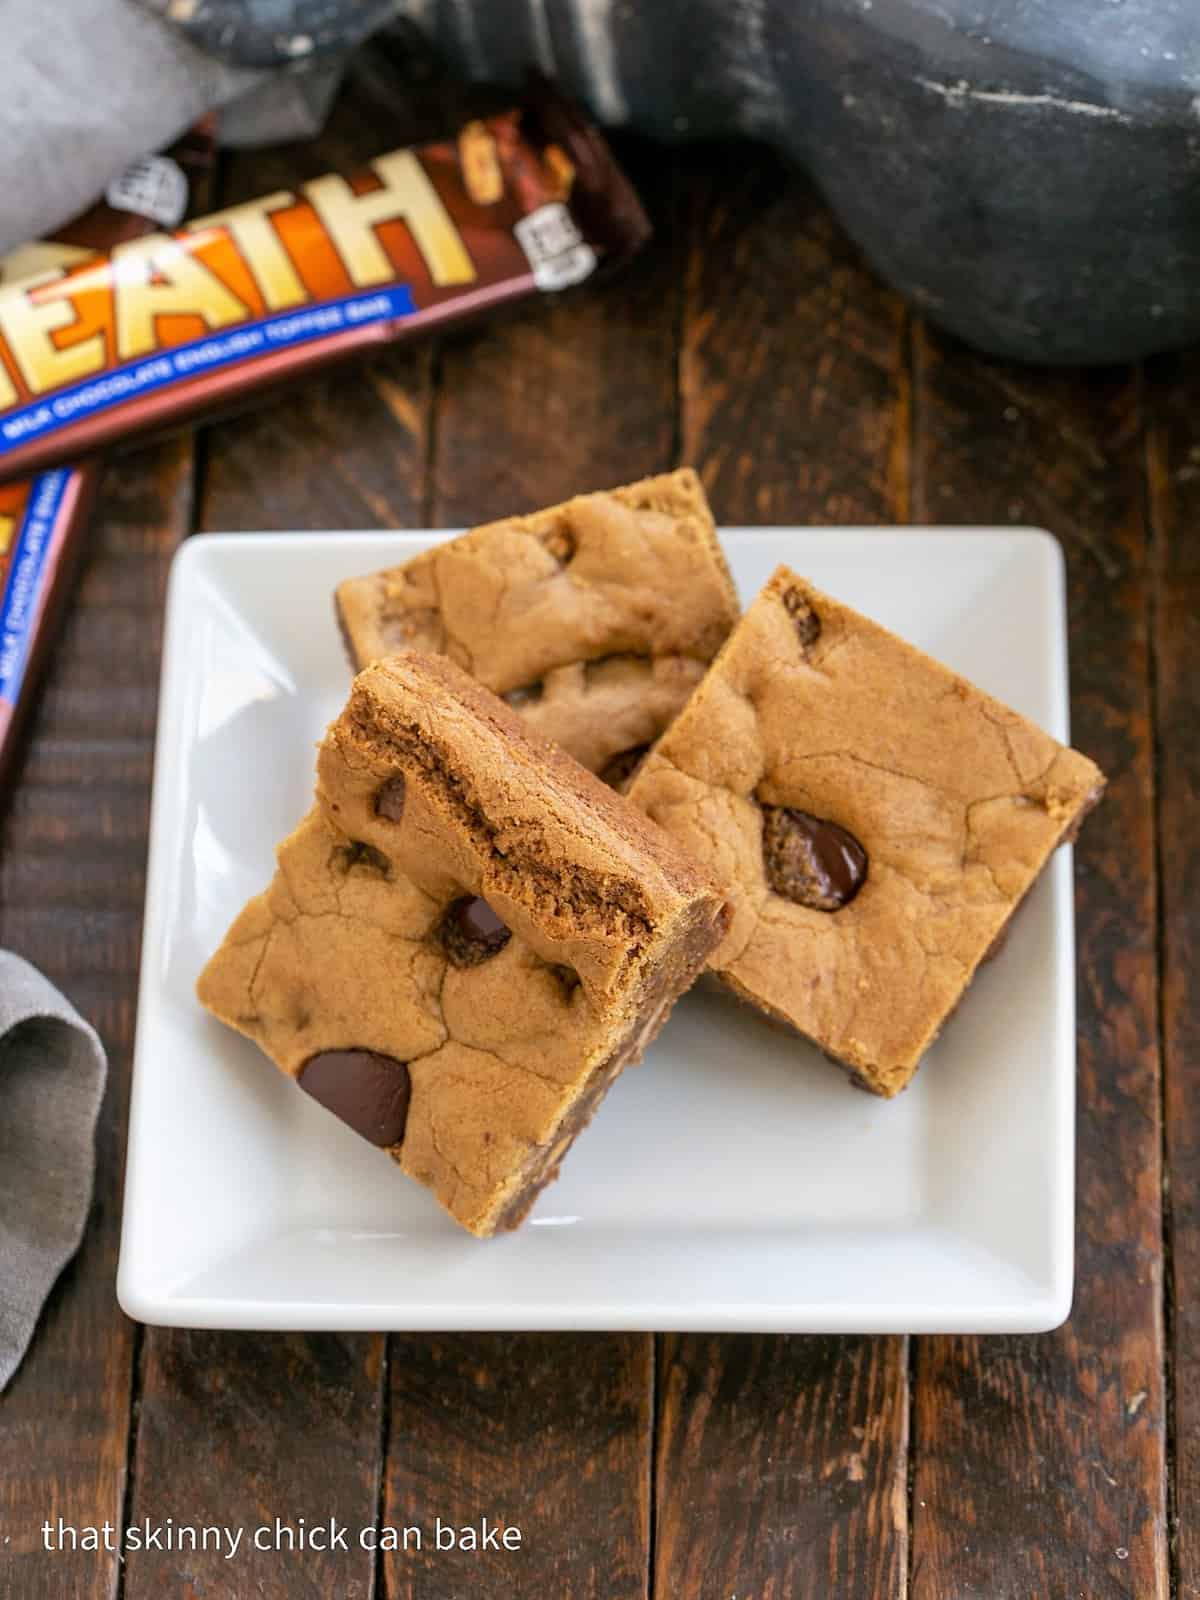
[541,522,576,564]
[334,840,391,876]
[438,895,512,967]
[504,681,543,708]
[761,805,867,911]
[299,1049,411,1147]
[780,586,821,650]
[599,743,651,792]
[375,775,406,821]
[548,963,581,998]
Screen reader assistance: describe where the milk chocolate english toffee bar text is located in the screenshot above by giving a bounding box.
[0,128,214,797]
[0,92,650,482]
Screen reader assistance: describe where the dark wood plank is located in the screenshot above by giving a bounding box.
[125,62,455,1596]
[379,134,683,1600]
[385,1334,651,1598]
[124,1332,383,1599]
[679,144,910,526]
[657,1334,908,1598]
[1145,349,1200,1598]
[198,334,431,532]
[654,142,912,1600]
[431,134,680,524]
[0,437,194,1600]
[909,328,1167,1598]
[194,43,478,532]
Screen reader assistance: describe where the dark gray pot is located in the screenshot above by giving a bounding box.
[160,0,1200,364]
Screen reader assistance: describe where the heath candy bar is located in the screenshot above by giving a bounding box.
[0,91,651,483]
[0,126,214,796]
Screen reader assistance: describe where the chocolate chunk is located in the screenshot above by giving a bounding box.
[761,805,867,911]
[599,743,650,792]
[334,839,391,876]
[548,962,581,997]
[781,586,821,650]
[504,681,543,708]
[375,775,406,821]
[299,1049,411,1147]
[439,895,512,966]
[541,521,576,564]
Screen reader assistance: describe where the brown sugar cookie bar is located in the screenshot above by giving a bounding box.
[334,468,738,783]
[197,652,729,1236]
[627,566,1105,1097]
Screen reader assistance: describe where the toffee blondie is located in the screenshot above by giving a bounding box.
[627,566,1105,1096]
[197,652,729,1234]
[334,469,738,783]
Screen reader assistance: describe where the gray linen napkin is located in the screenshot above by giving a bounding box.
[0,952,107,1391]
[0,0,373,254]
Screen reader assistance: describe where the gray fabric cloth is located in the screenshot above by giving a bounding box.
[0,0,351,253]
[0,0,407,252]
[0,0,256,252]
[0,952,107,1391]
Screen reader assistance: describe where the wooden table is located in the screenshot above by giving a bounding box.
[1,48,1193,1600]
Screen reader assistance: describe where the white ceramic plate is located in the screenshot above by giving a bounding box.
[118,526,1076,1334]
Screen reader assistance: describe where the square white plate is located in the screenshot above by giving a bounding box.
[118,526,1075,1334]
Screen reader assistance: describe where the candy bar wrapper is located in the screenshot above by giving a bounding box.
[0,470,94,787]
[0,129,214,797]
[0,90,651,485]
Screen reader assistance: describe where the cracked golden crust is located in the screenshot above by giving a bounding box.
[197,654,728,1235]
[334,468,739,773]
[627,566,1105,1096]
[320,651,726,998]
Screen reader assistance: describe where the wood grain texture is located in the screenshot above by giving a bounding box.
[0,439,194,1599]
[1145,350,1200,1600]
[657,1335,908,1600]
[910,328,1167,1599]
[124,1332,383,1599]
[384,1335,651,1599]
[655,142,912,1600]
[126,68,454,1595]
[431,136,680,525]
[679,142,910,526]
[194,43,475,533]
[375,135,683,1600]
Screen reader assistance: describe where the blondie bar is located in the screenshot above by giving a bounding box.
[334,469,738,783]
[197,652,729,1234]
[627,566,1104,1096]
